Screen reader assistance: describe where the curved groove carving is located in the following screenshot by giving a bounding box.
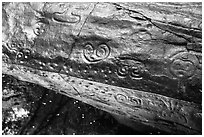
[169,52,198,79]
[116,56,145,79]
[117,65,129,78]
[53,12,81,24]
[130,67,143,79]
[2,2,202,134]
[82,43,110,64]
[33,26,45,36]
[3,42,19,54]
[115,93,128,103]
[129,97,143,106]
[115,93,142,107]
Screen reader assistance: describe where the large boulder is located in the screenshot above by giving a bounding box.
[2,2,202,134]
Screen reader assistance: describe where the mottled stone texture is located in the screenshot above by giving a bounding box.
[2,2,202,134]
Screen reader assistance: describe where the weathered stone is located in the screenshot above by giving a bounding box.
[2,2,202,134]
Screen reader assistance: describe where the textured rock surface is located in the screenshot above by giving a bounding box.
[2,2,202,134]
[4,74,153,135]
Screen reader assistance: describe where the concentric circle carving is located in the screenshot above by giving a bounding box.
[169,52,199,79]
[130,65,144,79]
[116,58,145,79]
[117,65,129,77]
[115,94,128,103]
[82,43,110,64]
[96,44,110,57]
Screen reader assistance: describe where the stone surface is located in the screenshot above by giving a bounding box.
[3,74,152,135]
[2,2,202,134]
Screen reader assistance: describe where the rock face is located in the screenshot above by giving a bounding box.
[2,2,202,134]
[3,74,145,135]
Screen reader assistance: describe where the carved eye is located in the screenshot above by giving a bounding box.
[117,65,129,77]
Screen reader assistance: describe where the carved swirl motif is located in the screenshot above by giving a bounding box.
[169,52,198,79]
[115,94,128,103]
[115,93,142,107]
[130,66,143,80]
[130,97,142,106]
[82,43,110,63]
[117,65,129,77]
[116,59,144,79]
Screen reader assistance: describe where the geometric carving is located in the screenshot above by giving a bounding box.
[82,43,110,64]
[130,66,143,80]
[2,2,202,134]
[129,96,142,106]
[116,57,145,80]
[117,65,129,77]
[115,93,128,103]
[115,93,142,107]
[169,52,198,79]
[170,59,195,78]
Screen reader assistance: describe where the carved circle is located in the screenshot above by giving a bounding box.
[82,43,110,64]
[170,59,194,78]
[116,58,145,79]
[115,94,128,103]
[130,66,142,79]
[117,65,129,77]
[169,52,198,79]
[96,44,110,58]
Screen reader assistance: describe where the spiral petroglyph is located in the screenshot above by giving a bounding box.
[117,65,129,78]
[2,2,201,135]
[82,43,110,64]
[116,58,145,80]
